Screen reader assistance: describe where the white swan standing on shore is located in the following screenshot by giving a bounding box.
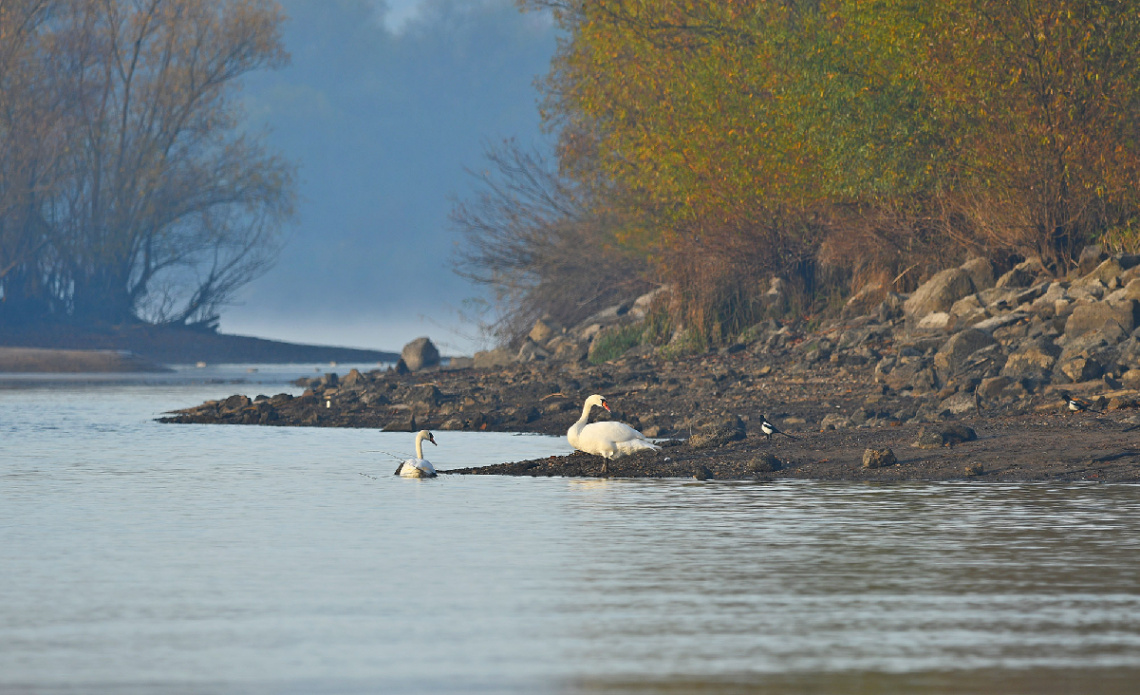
[568,394,660,474]
[395,430,437,478]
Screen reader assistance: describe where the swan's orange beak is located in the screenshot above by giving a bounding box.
[602,400,610,412]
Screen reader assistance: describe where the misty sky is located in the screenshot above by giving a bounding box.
[220,0,557,355]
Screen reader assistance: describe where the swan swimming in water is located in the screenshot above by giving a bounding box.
[567,394,659,473]
[395,430,437,478]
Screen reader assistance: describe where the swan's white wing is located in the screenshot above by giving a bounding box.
[572,420,659,458]
[582,420,649,443]
[614,438,661,456]
[398,458,436,477]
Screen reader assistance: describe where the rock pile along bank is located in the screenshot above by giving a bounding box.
[161,248,1140,481]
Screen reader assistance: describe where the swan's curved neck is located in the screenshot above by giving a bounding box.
[573,402,593,431]
[415,432,426,459]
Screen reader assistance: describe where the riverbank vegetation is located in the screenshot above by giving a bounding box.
[456,0,1140,347]
[0,0,293,332]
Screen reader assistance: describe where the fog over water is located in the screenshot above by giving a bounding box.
[221,0,557,355]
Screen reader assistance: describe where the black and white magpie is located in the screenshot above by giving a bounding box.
[1060,391,1095,412]
[760,415,798,440]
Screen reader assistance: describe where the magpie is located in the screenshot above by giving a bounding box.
[760,415,799,440]
[1060,391,1095,413]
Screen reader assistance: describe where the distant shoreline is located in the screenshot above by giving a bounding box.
[0,323,398,371]
[0,347,171,373]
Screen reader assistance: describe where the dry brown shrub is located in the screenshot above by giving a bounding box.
[654,214,826,342]
[452,141,652,345]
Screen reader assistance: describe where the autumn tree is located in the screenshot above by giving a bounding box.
[507,0,1140,343]
[914,0,1140,265]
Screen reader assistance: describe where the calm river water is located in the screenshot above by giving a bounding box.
[2,365,1140,694]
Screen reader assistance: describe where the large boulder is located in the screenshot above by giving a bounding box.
[516,339,551,362]
[1029,282,1070,313]
[940,391,978,415]
[976,376,1012,400]
[960,257,995,292]
[876,355,937,392]
[913,425,977,449]
[917,312,953,331]
[1069,281,1107,304]
[1118,339,1140,370]
[973,312,1029,335]
[842,281,887,319]
[401,337,440,371]
[528,318,558,345]
[408,384,442,408]
[1077,244,1108,275]
[381,407,417,432]
[1105,278,1140,304]
[995,258,1048,289]
[1122,368,1140,390]
[862,448,897,469]
[1001,339,1061,379]
[341,368,365,388]
[978,287,1024,312]
[949,294,988,327]
[1015,282,1051,305]
[473,348,513,369]
[904,268,977,318]
[629,285,672,319]
[1055,355,1104,383]
[1065,300,1138,338]
[877,292,906,321]
[934,328,998,376]
[548,336,588,362]
[1073,258,1125,289]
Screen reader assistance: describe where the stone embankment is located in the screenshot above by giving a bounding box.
[161,245,1140,480]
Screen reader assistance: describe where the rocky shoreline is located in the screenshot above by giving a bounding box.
[160,246,1140,481]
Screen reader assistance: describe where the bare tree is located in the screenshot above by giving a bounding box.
[0,0,294,328]
[0,0,64,319]
[452,139,649,344]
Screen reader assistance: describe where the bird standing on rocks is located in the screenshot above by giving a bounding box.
[1060,391,1095,413]
[567,394,660,475]
[760,415,798,441]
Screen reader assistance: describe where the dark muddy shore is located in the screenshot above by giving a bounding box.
[160,247,1140,481]
[160,348,1140,482]
[440,415,1140,483]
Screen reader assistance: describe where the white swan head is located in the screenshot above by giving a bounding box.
[584,394,610,413]
[416,430,437,447]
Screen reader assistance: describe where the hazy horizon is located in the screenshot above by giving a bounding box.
[218,0,557,355]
